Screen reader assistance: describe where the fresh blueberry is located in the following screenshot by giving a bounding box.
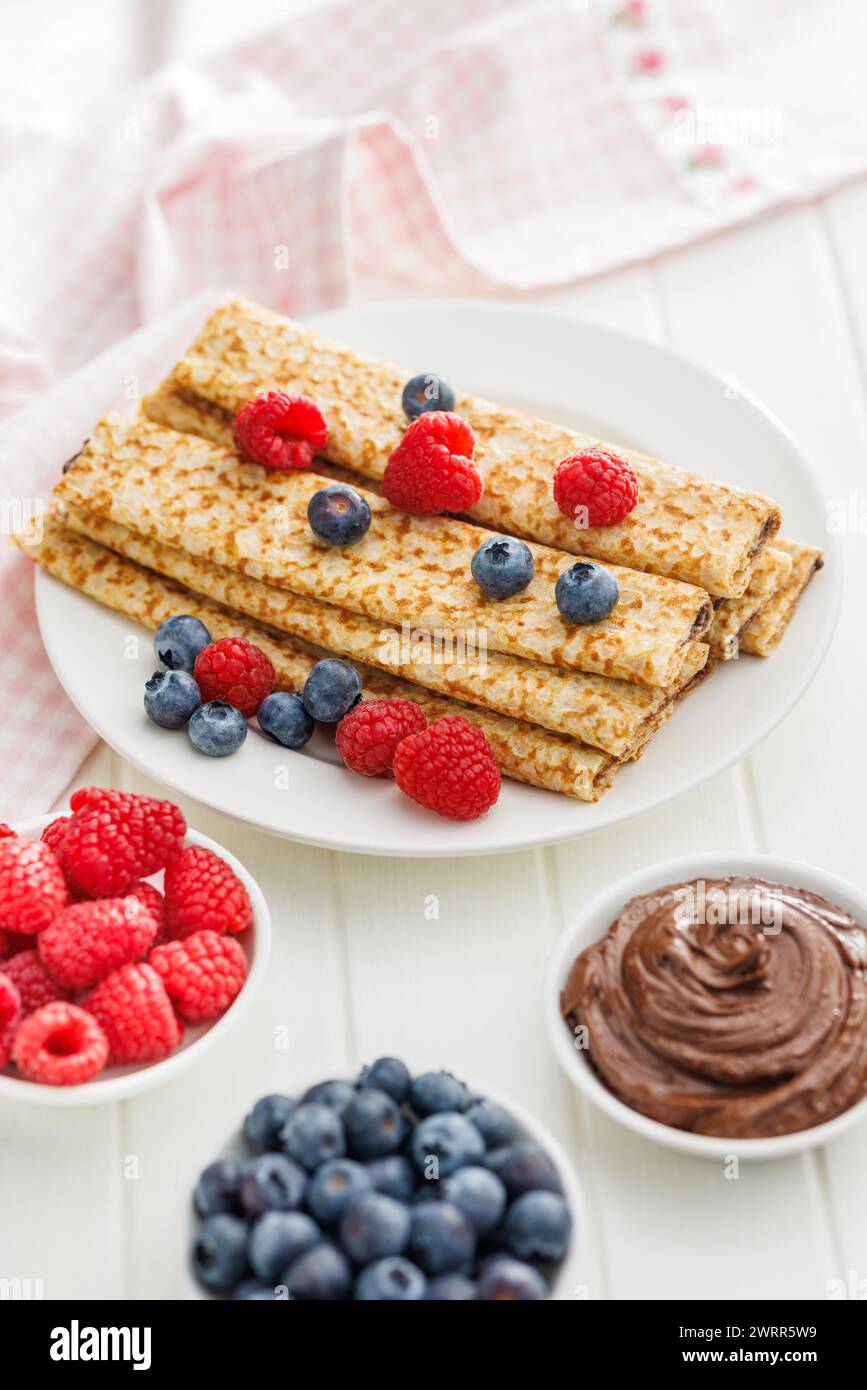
[144,669,200,730]
[194,1160,243,1218]
[188,700,247,756]
[442,1165,507,1234]
[401,372,456,420]
[192,1214,249,1291]
[506,1190,572,1262]
[463,1098,516,1149]
[409,1070,468,1117]
[470,537,535,600]
[343,1089,406,1159]
[555,561,620,625]
[339,1192,411,1264]
[280,1103,346,1171]
[248,1210,321,1283]
[244,1094,297,1152]
[257,691,314,749]
[478,1254,547,1301]
[307,1159,373,1225]
[427,1273,478,1301]
[301,659,362,722]
[359,1056,410,1104]
[154,614,212,672]
[239,1153,307,1217]
[365,1155,416,1201]
[408,1202,476,1274]
[485,1143,562,1199]
[233,1279,284,1300]
[355,1256,427,1301]
[307,484,372,546]
[302,1079,357,1116]
[285,1242,352,1300]
[410,1112,485,1178]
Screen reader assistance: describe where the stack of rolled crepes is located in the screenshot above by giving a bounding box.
[16,299,824,802]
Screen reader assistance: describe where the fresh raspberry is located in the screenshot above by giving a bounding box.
[41,815,71,858]
[0,837,68,935]
[87,962,181,1064]
[553,449,639,529]
[0,1021,14,1068]
[39,897,158,991]
[0,931,29,961]
[127,880,166,943]
[0,969,20,1069]
[0,970,21,1031]
[336,699,428,777]
[381,412,482,515]
[42,815,88,897]
[0,823,16,839]
[12,1002,109,1085]
[393,714,501,821]
[2,950,70,1013]
[63,788,187,897]
[194,638,275,718]
[149,930,248,1023]
[163,846,253,939]
[233,390,328,471]
[68,787,123,813]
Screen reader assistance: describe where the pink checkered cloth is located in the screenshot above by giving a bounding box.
[2,0,867,813]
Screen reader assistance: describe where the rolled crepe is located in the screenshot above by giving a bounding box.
[141,297,781,598]
[62,502,709,758]
[707,545,793,660]
[739,539,823,657]
[16,520,712,803]
[55,413,712,689]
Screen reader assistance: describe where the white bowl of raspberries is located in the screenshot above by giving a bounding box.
[189,1060,587,1301]
[0,786,270,1104]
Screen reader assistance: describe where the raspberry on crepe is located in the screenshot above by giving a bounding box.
[234,390,327,471]
[336,699,427,777]
[382,412,482,515]
[194,637,275,719]
[553,448,638,528]
[393,715,500,821]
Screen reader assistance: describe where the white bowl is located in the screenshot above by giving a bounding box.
[188,1075,587,1301]
[545,852,867,1161]
[0,813,271,1106]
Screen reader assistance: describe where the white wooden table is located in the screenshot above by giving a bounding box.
[3,182,867,1302]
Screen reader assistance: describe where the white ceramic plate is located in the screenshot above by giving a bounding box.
[35,302,841,856]
[545,852,867,1160]
[185,1074,587,1301]
[0,816,271,1106]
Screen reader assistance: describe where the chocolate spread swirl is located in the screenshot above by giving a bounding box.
[560,878,867,1139]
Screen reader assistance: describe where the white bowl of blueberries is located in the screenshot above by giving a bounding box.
[190,1058,586,1300]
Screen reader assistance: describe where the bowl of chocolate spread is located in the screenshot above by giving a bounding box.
[545,853,867,1159]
